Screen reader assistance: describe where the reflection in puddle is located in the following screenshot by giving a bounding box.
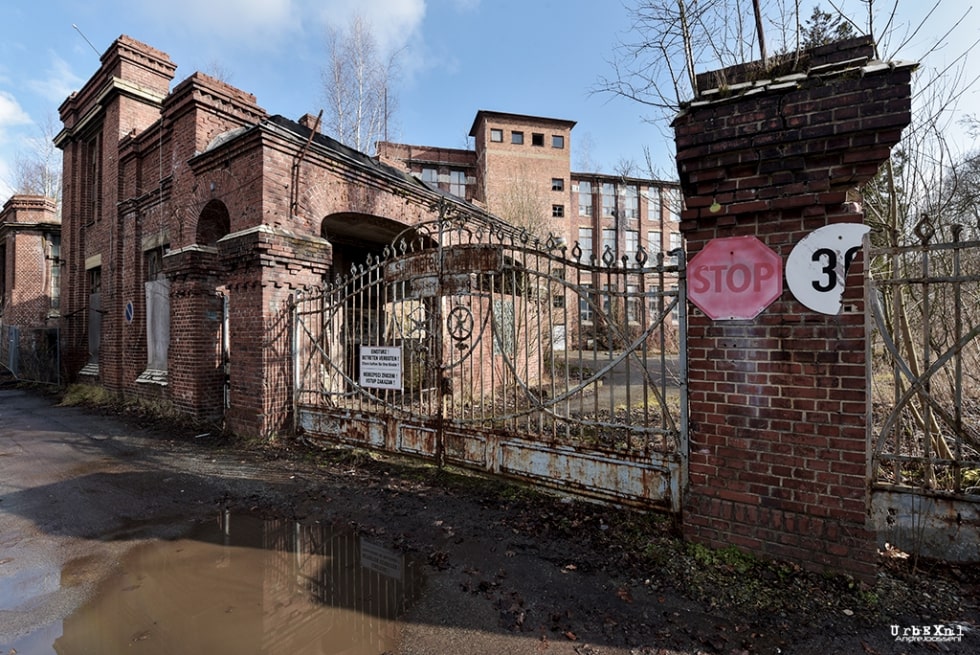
[51,512,423,654]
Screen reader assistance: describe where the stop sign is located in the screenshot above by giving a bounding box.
[687,236,783,320]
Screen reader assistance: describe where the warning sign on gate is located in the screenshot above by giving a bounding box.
[359,346,402,390]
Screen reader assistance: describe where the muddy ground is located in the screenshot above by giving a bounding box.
[1,384,977,654]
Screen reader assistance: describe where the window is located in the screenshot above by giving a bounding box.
[87,266,102,367]
[669,231,683,263]
[144,246,171,376]
[665,187,681,221]
[626,284,640,323]
[579,284,593,322]
[532,133,544,147]
[45,234,61,311]
[647,230,662,256]
[511,131,524,145]
[601,228,616,261]
[601,284,613,316]
[551,178,564,192]
[89,267,102,293]
[85,135,102,224]
[145,246,167,282]
[449,170,466,197]
[622,185,638,221]
[551,267,566,309]
[577,227,593,263]
[578,181,592,217]
[552,135,565,149]
[624,230,639,261]
[490,128,503,142]
[647,186,661,221]
[421,167,438,185]
[601,182,616,217]
[552,204,564,218]
[649,284,661,316]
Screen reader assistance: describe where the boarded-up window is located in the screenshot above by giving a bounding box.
[88,267,101,365]
[145,246,170,372]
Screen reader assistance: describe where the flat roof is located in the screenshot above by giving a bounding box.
[468,110,576,137]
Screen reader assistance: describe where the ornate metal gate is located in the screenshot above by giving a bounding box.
[868,215,980,560]
[293,213,687,512]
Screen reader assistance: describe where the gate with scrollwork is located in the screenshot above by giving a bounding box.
[868,215,980,560]
[293,215,687,512]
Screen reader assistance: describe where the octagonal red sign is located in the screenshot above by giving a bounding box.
[687,236,783,320]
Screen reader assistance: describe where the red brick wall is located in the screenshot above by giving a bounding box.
[57,36,177,384]
[0,196,59,329]
[674,37,914,580]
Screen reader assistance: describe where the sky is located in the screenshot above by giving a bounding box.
[0,0,977,202]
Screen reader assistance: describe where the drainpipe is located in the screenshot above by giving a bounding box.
[290,110,323,218]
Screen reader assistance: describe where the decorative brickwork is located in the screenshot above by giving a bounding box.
[55,36,487,438]
[0,196,60,329]
[674,36,915,580]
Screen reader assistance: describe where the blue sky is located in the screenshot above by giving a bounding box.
[1,0,977,201]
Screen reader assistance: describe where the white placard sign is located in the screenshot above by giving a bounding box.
[359,346,402,390]
[786,223,871,315]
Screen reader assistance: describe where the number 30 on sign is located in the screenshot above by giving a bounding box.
[786,223,871,315]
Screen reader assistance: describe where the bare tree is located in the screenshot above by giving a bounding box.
[11,114,61,201]
[321,13,398,155]
[593,0,815,157]
[575,132,598,173]
[490,163,556,239]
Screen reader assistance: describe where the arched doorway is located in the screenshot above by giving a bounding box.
[194,199,231,416]
[197,199,231,246]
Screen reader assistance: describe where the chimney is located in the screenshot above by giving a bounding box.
[299,113,321,132]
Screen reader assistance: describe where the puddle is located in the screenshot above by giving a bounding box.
[7,511,424,654]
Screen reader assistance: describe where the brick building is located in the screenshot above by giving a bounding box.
[379,110,683,284]
[53,36,494,438]
[378,111,683,352]
[0,195,61,381]
[52,35,682,438]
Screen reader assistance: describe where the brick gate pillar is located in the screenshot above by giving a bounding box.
[164,246,225,421]
[218,226,332,439]
[673,37,915,580]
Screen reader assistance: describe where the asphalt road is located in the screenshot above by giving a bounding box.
[0,387,685,655]
[3,386,976,655]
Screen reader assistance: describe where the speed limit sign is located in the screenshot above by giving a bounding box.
[786,223,870,315]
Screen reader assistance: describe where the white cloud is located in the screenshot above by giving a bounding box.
[315,0,426,56]
[27,54,84,105]
[0,91,31,130]
[138,0,301,43]
[0,92,31,201]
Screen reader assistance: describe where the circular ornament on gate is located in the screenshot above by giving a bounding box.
[447,305,474,343]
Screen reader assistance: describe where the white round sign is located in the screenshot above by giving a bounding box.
[786,223,871,315]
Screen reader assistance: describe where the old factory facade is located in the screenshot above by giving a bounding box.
[44,35,679,439]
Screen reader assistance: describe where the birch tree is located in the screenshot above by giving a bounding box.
[321,13,398,155]
[11,114,61,201]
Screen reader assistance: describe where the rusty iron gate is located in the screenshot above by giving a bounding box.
[867,215,980,560]
[293,214,687,512]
